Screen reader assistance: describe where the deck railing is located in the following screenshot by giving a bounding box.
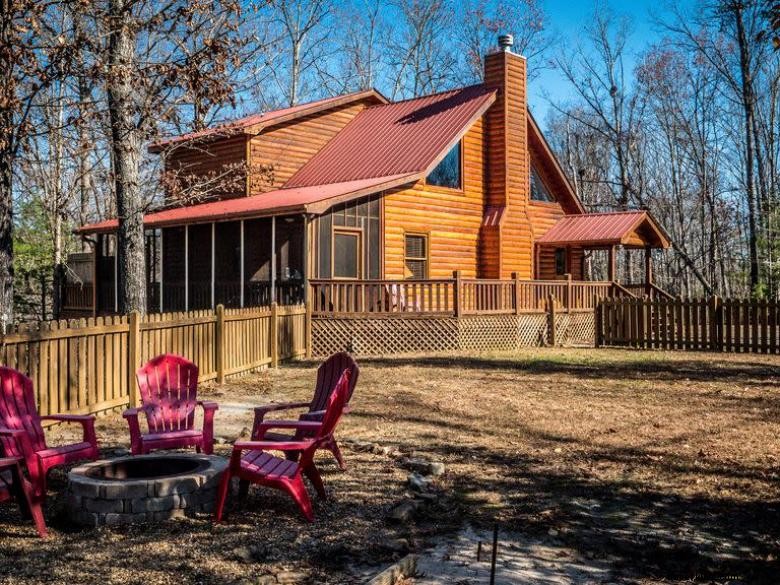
[310,274,642,316]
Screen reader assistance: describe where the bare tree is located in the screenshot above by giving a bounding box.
[386,0,457,99]
[0,1,77,325]
[460,0,552,83]
[93,0,245,314]
[271,0,332,106]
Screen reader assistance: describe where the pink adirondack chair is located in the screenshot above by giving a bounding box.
[252,352,359,470]
[0,456,47,538]
[0,367,99,500]
[124,354,218,455]
[214,369,351,522]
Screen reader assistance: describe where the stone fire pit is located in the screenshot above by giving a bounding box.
[67,453,227,527]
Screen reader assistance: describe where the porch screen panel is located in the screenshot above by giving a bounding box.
[162,227,185,311]
[188,223,212,310]
[214,221,242,308]
[243,218,272,306]
[317,213,332,279]
[274,216,305,304]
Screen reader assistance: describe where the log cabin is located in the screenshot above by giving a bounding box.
[71,35,670,316]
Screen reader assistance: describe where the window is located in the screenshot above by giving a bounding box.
[426,143,461,189]
[531,166,554,202]
[333,230,361,278]
[404,234,429,279]
[555,248,567,276]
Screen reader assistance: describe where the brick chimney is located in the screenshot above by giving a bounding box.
[481,35,532,278]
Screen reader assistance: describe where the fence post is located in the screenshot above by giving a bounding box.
[710,295,722,352]
[595,300,603,347]
[271,302,279,368]
[512,272,520,315]
[215,304,225,383]
[547,293,557,346]
[453,270,462,317]
[128,311,141,408]
[305,285,313,359]
[566,273,572,312]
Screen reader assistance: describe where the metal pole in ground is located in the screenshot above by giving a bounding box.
[490,524,499,585]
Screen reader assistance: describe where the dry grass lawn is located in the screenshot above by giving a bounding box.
[0,348,779,584]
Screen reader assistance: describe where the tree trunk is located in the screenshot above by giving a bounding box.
[0,150,13,328]
[733,2,761,294]
[107,0,146,314]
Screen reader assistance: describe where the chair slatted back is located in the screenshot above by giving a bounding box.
[310,353,359,412]
[313,369,350,441]
[136,355,199,433]
[0,367,46,455]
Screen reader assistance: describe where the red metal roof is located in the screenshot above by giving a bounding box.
[285,84,497,187]
[76,174,417,234]
[148,90,387,152]
[536,211,670,248]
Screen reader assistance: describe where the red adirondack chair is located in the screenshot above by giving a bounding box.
[252,352,359,470]
[214,369,351,523]
[0,456,47,538]
[124,354,218,455]
[0,367,99,499]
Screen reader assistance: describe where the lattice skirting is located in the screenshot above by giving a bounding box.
[312,317,459,357]
[311,312,568,357]
[554,311,595,347]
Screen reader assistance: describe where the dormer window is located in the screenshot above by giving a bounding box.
[531,166,554,202]
[427,142,461,189]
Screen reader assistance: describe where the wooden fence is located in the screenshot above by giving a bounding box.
[0,303,307,421]
[310,273,635,316]
[597,296,780,353]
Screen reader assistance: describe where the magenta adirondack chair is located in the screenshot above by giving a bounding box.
[0,456,47,537]
[252,352,359,470]
[124,354,218,455]
[0,367,99,500]
[215,369,351,522]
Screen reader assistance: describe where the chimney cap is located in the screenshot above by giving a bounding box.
[498,34,514,51]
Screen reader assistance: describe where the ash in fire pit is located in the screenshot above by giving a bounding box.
[68,454,226,527]
[85,457,204,480]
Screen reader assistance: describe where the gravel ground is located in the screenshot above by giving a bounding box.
[0,348,779,584]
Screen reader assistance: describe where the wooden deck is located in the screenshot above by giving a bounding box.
[309,274,663,317]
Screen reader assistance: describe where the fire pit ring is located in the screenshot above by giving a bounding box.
[67,454,227,527]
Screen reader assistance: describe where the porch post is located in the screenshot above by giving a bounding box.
[184,225,189,311]
[159,229,164,313]
[644,245,653,296]
[240,220,245,308]
[608,245,617,283]
[270,215,276,304]
[302,214,309,292]
[92,236,99,317]
[211,222,215,308]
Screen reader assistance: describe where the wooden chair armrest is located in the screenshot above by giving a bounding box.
[39,414,95,423]
[197,401,219,411]
[122,408,140,419]
[233,439,314,453]
[254,420,322,440]
[0,457,21,468]
[254,402,310,416]
[39,414,98,447]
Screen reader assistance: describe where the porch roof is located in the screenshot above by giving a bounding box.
[536,211,671,249]
[75,173,417,234]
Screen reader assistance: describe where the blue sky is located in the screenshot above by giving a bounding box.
[529,0,695,126]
